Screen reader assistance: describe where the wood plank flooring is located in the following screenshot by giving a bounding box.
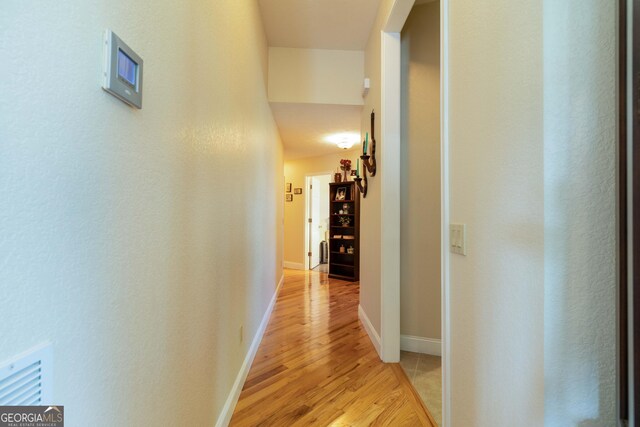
[230,269,436,427]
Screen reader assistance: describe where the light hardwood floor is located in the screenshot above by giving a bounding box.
[230,269,436,426]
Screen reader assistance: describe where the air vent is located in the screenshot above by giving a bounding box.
[0,343,52,406]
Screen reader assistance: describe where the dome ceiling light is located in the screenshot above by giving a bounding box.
[325,132,360,150]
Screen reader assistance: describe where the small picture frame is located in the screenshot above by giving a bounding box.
[335,187,347,201]
[286,194,293,202]
[294,188,302,195]
[286,183,292,193]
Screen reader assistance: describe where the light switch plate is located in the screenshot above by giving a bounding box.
[450,224,466,256]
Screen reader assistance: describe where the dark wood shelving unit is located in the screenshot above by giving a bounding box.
[328,181,360,282]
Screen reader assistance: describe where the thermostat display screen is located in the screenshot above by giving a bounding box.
[103,29,143,108]
[117,49,137,87]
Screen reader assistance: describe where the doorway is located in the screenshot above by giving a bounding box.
[304,173,331,271]
[377,0,450,425]
[397,1,442,425]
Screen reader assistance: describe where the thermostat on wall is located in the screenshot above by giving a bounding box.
[102,30,143,109]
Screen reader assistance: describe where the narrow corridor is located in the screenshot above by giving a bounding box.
[230,269,436,426]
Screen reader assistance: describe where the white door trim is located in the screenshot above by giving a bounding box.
[440,1,451,424]
[380,29,402,363]
[379,0,413,364]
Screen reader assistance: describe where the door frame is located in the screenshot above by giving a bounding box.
[379,0,451,425]
[303,171,333,270]
[619,0,629,422]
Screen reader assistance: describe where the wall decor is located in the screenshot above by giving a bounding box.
[286,183,292,193]
[294,188,302,195]
[286,194,293,202]
[354,109,377,198]
[339,159,352,182]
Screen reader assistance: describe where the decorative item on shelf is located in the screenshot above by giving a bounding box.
[294,188,302,195]
[286,183,292,193]
[286,194,293,202]
[334,172,342,183]
[334,234,342,239]
[338,216,351,227]
[339,209,344,214]
[354,110,378,198]
[335,187,347,201]
[339,244,346,253]
[347,246,355,254]
[342,203,350,214]
[339,159,352,182]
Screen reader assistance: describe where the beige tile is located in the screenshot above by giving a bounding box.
[416,354,440,374]
[407,354,442,426]
[399,351,420,379]
[401,350,421,361]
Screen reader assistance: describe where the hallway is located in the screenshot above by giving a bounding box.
[0,0,620,425]
[230,270,436,426]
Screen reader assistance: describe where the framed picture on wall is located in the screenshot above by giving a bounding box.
[286,194,293,202]
[286,183,292,193]
[294,188,302,195]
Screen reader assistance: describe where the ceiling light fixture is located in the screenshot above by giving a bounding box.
[337,140,355,150]
[325,132,360,150]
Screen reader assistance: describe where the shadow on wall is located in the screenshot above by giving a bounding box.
[543,0,616,425]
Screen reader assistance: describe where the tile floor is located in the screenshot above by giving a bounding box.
[400,351,442,426]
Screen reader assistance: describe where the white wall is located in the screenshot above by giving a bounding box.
[268,47,364,105]
[543,0,617,425]
[448,0,545,424]
[359,0,396,341]
[358,0,617,423]
[447,0,618,425]
[400,2,441,341]
[0,1,283,425]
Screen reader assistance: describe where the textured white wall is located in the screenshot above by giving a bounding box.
[268,47,364,105]
[359,0,396,339]
[0,1,283,425]
[543,0,617,425]
[448,0,545,424]
[400,2,441,340]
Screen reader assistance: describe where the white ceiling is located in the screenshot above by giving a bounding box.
[258,0,383,50]
[271,103,363,160]
[260,0,378,159]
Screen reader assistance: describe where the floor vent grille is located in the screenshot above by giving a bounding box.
[0,344,52,405]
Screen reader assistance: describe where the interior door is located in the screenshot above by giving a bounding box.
[309,177,322,269]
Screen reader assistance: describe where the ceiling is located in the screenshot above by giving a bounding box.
[259,0,380,159]
[258,0,383,50]
[271,103,362,160]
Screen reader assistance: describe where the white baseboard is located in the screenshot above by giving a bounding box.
[400,335,441,356]
[215,274,285,427]
[283,261,305,270]
[358,304,381,358]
